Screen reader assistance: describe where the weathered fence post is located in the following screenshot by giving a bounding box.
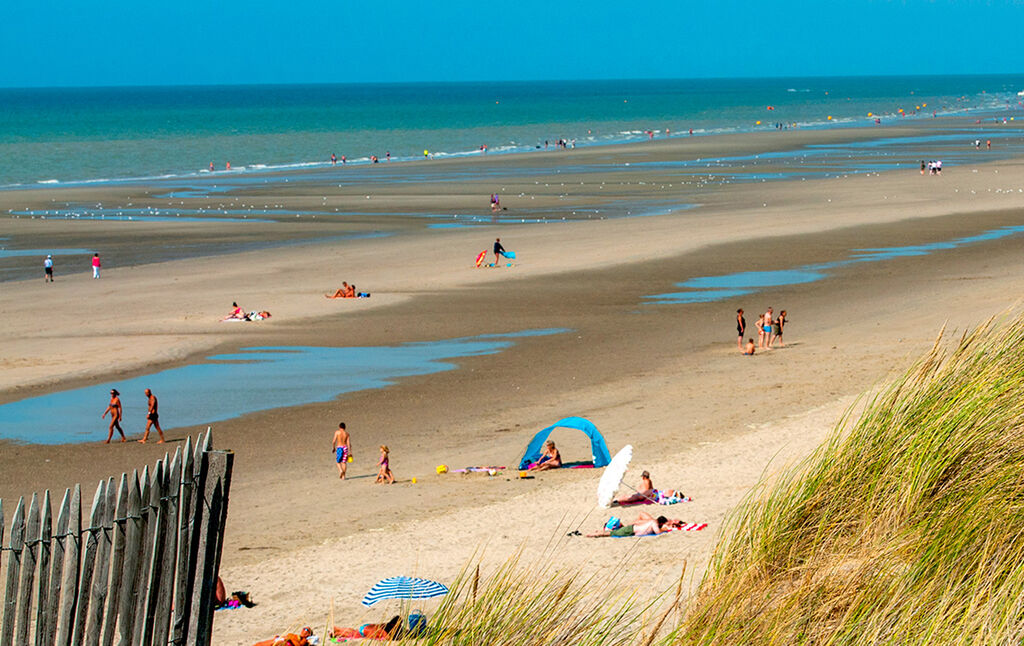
[115,473,142,646]
[150,449,181,646]
[70,481,105,646]
[83,478,116,646]
[43,488,73,646]
[55,485,81,646]
[1,497,25,646]
[139,457,168,646]
[35,490,54,646]
[187,450,233,646]
[15,493,41,644]
[171,436,196,646]
[101,475,128,646]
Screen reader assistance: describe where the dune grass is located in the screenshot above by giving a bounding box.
[674,315,1024,644]
[387,551,678,646]
[357,315,1024,645]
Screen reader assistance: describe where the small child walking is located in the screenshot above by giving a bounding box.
[375,445,395,484]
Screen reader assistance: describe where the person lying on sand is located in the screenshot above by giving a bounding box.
[222,302,248,321]
[251,626,313,646]
[530,440,562,471]
[617,470,655,504]
[587,512,685,537]
[325,281,356,298]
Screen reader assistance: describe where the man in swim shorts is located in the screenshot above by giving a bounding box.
[44,255,54,282]
[332,422,352,479]
[140,388,165,443]
[586,512,678,537]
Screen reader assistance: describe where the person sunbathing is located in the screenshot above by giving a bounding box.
[222,301,248,320]
[326,281,355,298]
[530,441,562,471]
[587,512,684,537]
[251,626,313,646]
[617,470,655,505]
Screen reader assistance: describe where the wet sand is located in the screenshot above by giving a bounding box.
[2,118,1024,643]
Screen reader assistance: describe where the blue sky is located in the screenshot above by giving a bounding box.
[2,0,1022,88]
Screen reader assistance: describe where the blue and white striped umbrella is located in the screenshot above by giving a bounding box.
[361,576,449,607]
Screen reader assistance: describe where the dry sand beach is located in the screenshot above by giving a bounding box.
[3,119,1024,643]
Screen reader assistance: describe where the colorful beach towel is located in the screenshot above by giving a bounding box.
[611,522,708,537]
[613,491,692,507]
[451,466,507,473]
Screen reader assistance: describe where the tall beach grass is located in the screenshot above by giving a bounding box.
[346,315,1024,644]
[675,315,1024,644]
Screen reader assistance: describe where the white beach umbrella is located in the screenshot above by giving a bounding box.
[597,444,633,508]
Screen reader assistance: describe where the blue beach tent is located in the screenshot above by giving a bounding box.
[518,416,612,470]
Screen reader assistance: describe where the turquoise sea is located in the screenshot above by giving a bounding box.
[1,75,1022,187]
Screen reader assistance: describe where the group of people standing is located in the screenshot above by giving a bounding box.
[736,307,787,355]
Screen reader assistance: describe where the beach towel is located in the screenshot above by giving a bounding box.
[451,466,507,473]
[610,522,707,537]
[665,522,707,532]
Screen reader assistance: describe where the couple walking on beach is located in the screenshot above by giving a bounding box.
[736,307,787,355]
[101,388,165,443]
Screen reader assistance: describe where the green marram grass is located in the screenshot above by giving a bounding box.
[371,315,1024,645]
[675,315,1024,644]
[384,551,678,646]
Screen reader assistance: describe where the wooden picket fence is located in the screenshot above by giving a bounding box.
[0,429,233,646]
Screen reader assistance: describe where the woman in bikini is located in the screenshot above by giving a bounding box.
[531,441,562,471]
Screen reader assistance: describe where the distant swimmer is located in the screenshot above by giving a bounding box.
[101,388,126,443]
[226,162,231,170]
[331,153,337,165]
[140,388,165,443]
[44,254,54,283]
[385,151,391,162]
[209,162,215,172]
[341,155,346,164]
[371,155,379,163]
[689,128,693,135]
[424,150,429,159]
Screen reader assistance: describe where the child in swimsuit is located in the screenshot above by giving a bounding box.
[375,445,394,484]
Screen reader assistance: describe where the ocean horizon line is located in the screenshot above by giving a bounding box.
[3,72,1023,92]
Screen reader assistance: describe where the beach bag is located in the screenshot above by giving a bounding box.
[605,517,622,530]
[408,610,427,636]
